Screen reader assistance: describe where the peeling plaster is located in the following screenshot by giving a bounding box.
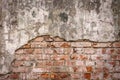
[0,0,120,74]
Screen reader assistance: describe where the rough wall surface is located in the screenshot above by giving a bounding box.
[1,35,120,80]
[0,0,120,74]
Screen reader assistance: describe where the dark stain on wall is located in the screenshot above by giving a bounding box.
[118,31,120,37]
[32,11,36,18]
[111,0,120,38]
[59,12,68,22]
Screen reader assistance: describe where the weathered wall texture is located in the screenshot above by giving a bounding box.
[0,0,120,74]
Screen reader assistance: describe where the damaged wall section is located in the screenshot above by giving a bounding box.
[0,35,120,80]
[0,0,120,75]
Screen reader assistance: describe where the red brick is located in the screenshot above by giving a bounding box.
[23,49,34,54]
[63,48,73,54]
[15,54,34,60]
[66,61,84,66]
[12,67,30,73]
[41,72,70,79]
[74,48,84,53]
[53,36,65,41]
[53,48,73,54]
[113,42,120,47]
[53,48,64,54]
[41,54,51,60]
[104,48,115,54]
[84,73,91,80]
[90,54,102,60]
[70,54,89,60]
[22,43,31,48]
[103,73,109,79]
[85,61,95,66]
[86,66,93,72]
[84,48,96,54]
[12,60,24,67]
[33,36,44,42]
[53,61,65,66]
[70,66,86,72]
[32,67,50,72]
[31,42,48,48]
[33,49,43,54]
[92,42,112,47]
[44,61,53,66]
[66,61,77,66]
[91,72,103,80]
[10,73,19,79]
[70,73,81,79]
[61,42,71,48]
[112,73,120,79]
[51,55,69,60]
[35,54,50,60]
[43,35,54,42]
[44,48,54,54]
[115,48,120,54]
[36,61,45,67]
[50,67,69,72]
[51,42,71,48]
[15,49,24,54]
[41,73,50,79]
[19,72,40,80]
[71,42,91,47]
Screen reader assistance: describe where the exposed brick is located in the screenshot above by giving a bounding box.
[53,61,65,66]
[113,42,120,47]
[15,54,34,60]
[31,42,48,48]
[66,61,84,66]
[86,66,93,72]
[84,48,96,54]
[12,67,30,73]
[44,48,54,54]
[74,48,84,53]
[22,43,31,48]
[43,35,54,42]
[51,55,69,60]
[70,73,81,79]
[12,60,24,67]
[9,73,19,79]
[53,36,65,41]
[33,48,43,54]
[84,73,91,80]
[92,42,112,47]
[23,49,34,54]
[11,36,120,80]
[70,54,89,60]
[15,49,23,54]
[33,36,44,42]
[71,42,91,47]
[41,72,70,79]
[70,66,86,72]
[112,73,120,79]
[51,42,71,48]
[32,67,51,73]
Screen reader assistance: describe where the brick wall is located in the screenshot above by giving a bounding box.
[4,35,120,80]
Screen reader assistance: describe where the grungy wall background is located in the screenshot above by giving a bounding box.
[0,0,120,74]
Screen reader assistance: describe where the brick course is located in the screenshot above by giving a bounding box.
[2,35,120,80]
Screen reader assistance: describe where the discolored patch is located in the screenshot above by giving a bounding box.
[59,12,68,22]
